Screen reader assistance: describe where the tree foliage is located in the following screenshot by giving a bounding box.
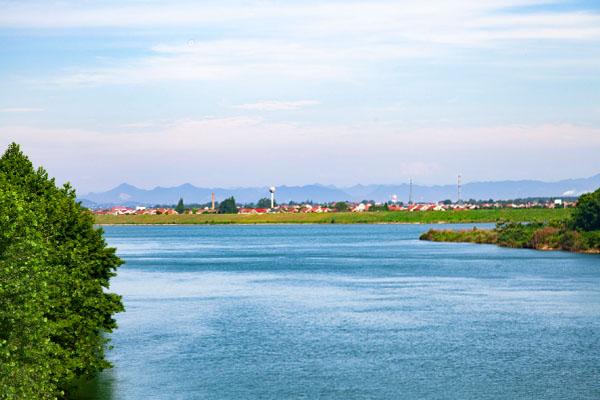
[334,202,348,212]
[175,198,185,214]
[571,188,600,231]
[0,143,124,399]
[218,196,238,214]
[256,197,275,208]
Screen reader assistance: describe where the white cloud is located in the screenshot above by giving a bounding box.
[5,119,600,156]
[3,119,600,191]
[18,1,597,86]
[3,1,599,44]
[51,40,359,86]
[233,100,320,111]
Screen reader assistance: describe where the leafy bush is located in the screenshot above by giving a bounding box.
[530,226,560,249]
[495,222,540,248]
[571,188,600,231]
[559,230,585,252]
[0,143,123,399]
[419,228,498,244]
[581,230,600,250]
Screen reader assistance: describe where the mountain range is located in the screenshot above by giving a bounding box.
[78,173,600,208]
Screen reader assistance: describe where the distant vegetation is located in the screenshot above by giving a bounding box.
[421,188,600,253]
[0,143,123,399]
[334,202,349,212]
[256,197,275,208]
[570,188,600,231]
[218,196,238,214]
[175,197,185,214]
[95,208,570,225]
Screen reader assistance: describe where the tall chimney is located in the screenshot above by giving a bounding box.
[211,192,215,210]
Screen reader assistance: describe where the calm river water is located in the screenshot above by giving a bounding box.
[85,224,600,399]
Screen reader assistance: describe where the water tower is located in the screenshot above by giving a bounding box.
[269,186,276,208]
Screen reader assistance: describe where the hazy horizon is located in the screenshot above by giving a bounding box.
[84,171,600,195]
[2,0,600,193]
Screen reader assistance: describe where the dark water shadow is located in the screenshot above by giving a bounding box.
[68,370,116,400]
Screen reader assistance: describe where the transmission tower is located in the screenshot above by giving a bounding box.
[457,174,462,204]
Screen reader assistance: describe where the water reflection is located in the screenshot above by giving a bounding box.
[70,370,115,400]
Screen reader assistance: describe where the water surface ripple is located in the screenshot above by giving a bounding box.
[92,224,600,399]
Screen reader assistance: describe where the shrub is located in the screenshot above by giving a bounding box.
[496,222,539,248]
[559,230,586,252]
[581,231,600,250]
[530,227,560,249]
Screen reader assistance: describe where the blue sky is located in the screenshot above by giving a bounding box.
[1,0,599,193]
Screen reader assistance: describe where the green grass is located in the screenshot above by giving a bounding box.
[94,208,571,225]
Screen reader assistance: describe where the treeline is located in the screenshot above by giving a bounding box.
[0,144,124,399]
[420,187,600,253]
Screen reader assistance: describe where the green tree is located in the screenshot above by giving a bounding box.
[218,196,238,214]
[334,202,348,212]
[256,197,275,208]
[0,143,123,399]
[175,198,185,214]
[571,188,600,231]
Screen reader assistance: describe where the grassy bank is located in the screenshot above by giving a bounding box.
[95,208,571,225]
[420,223,600,254]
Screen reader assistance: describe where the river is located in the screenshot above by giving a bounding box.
[84,224,600,399]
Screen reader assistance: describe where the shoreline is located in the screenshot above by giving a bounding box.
[420,227,600,255]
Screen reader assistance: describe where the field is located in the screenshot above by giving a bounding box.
[95,208,571,225]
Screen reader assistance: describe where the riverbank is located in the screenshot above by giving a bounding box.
[420,224,600,254]
[94,208,570,225]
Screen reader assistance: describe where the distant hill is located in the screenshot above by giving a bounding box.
[79,173,600,207]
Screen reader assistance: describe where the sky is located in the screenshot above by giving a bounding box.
[1,0,599,194]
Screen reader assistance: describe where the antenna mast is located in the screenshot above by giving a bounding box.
[457,174,462,204]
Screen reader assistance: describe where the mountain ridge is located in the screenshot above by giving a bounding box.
[79,173,600,207]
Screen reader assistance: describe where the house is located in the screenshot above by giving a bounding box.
[110,206,134,215]
[296,204,314,213]
[352,203,371,212]
[238,208,269,214]
[388,204,406,211]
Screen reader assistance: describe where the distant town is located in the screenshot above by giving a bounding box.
[91,192,577,216]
